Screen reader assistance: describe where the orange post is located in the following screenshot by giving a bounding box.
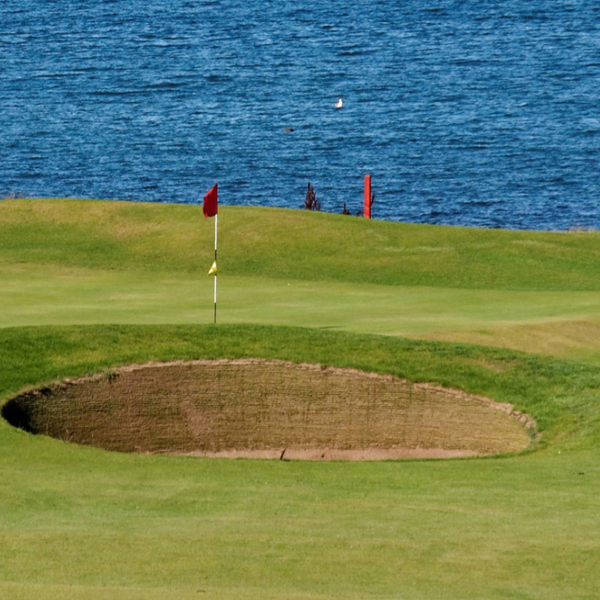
[364,174,372,218]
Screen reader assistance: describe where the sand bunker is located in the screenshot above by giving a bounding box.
[2,359,535,460]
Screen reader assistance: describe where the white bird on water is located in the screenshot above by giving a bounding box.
[335,98,343,109]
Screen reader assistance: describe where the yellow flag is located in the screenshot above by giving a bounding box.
[208,261,217,276]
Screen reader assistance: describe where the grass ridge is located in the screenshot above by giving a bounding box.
[2,198,600,290]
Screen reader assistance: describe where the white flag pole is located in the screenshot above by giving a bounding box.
[213,213,218,324]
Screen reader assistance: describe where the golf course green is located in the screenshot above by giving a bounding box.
[1,198,599,599]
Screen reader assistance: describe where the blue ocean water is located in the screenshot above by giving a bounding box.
[1,0,600,230]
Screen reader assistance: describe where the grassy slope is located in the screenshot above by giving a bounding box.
[2,199,600,361]
[2,198,600,289]
[1,199,600,598]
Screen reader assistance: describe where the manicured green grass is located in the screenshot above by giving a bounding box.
[2,442,597,600]
[1,442,598,600]
[3,263,600,337]
[1,199,600,599]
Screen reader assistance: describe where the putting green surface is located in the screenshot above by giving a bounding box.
[3,262,600,363]
[1,199,600,599]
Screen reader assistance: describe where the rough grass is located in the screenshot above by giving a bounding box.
[2,198,600,289]
[419,318,600,363]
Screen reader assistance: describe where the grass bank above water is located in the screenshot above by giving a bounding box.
[2,198,600,290]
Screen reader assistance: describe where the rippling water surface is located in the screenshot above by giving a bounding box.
[2,0,600,229]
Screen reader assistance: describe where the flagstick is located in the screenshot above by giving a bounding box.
[213,213,218,324]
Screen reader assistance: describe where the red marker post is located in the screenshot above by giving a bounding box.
[364,174,372,219]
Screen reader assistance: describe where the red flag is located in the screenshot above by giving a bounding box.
[203,184,218,218]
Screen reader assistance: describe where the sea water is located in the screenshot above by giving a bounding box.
[1,0,600,230]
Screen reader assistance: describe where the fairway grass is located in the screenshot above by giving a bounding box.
[1,199,600,599]
[0,448,598,600]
